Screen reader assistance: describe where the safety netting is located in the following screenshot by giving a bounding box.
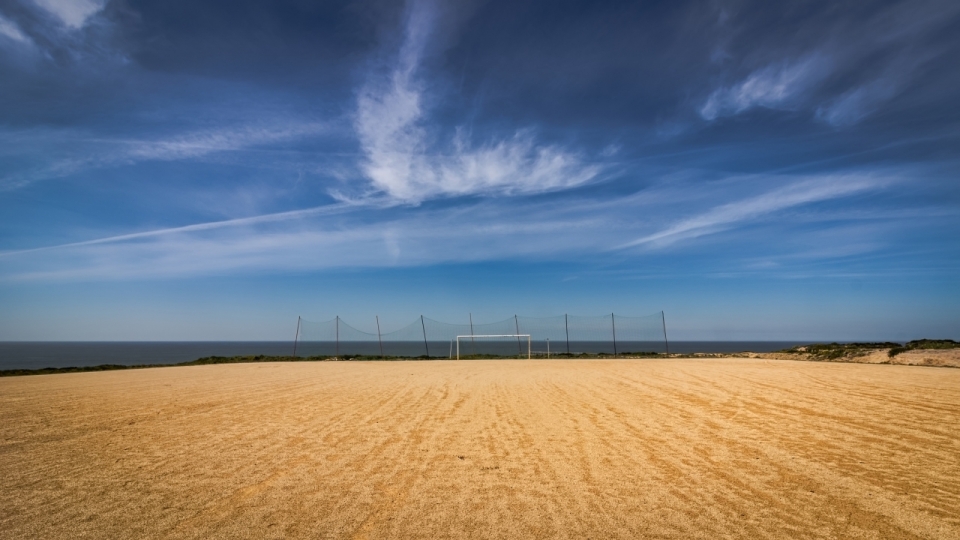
[295,313,668,358]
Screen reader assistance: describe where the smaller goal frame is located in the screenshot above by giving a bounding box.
[456,335,531,360]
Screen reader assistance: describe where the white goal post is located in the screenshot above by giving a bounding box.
[455,335,531,360]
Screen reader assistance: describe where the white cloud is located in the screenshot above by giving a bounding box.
[124,123,326,161]
[0,200,608,280]
[355,1,601,203]
[0,122,326,191]
[698,1,956,128]
[0,15,29,43]
[0,172,895,281]
[816,80,899,127]
[618,174,882,249]
[700,56,827,120]
[31,0,105,29]
[0,199,378,259]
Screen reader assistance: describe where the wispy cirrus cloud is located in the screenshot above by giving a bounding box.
[700,56,828,120]
[355,0,602,203]
[0,122,327,190]
[0,171,897,281]
[0,198,382,260]
[617,174,884,249]
[123,123,327,161]
[0,14,29,42]
[700,0,960,127]
[31,0,105,29]
[0,199,610,280]
[816,80,898,127]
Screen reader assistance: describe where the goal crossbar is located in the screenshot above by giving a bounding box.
[455,334,531,360]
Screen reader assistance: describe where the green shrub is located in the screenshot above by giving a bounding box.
[782,342,905,361]
[782,342,902,355]
[906,339,959,350]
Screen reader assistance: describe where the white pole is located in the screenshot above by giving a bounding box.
[528,335,531,360]
[547,338,550,359]
[457,337,460,360]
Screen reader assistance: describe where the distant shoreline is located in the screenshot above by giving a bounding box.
[3,345,958,377]
[0,341,807,371]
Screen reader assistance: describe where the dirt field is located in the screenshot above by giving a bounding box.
[1,359,959,539]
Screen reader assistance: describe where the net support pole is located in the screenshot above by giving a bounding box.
[514,315,522,356]
[528,334,531,360]
[469,313,475,355]
[376,315,383,359]
[293,316,300,357]
[420,315,429,357]
[661,311,669,354]
[612,313,618,357]
[336,316,339,359]
[565,314,570,354]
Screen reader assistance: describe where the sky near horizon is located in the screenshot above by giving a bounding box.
[0,0,958,341]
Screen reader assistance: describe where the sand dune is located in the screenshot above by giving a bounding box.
[1,359,959,539]
[749,348,960,368]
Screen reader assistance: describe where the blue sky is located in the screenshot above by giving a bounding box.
[1,0,958,341]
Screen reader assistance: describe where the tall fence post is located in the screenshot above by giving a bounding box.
[420,315,430,357]
[376,315,383,359]
[514,315,522,356]
[293,316,300,357]
[661,311,669,354]
[335,316,339,359]
[611,313,617,357]
[565,313,570,354]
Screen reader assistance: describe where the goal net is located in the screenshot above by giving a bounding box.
[455,334,531,359]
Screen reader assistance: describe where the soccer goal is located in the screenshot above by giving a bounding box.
[455,335,531,359]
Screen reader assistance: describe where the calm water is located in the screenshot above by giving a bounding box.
[0,341,810,370]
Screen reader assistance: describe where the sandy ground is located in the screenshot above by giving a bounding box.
[1,359,959,540]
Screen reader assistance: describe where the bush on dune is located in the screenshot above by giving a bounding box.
[783,340,959,360]
[906,339,959,350]
[889,339,960,357]
[783,342,901,360]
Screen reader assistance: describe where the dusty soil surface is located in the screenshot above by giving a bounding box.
[1,359,959,539]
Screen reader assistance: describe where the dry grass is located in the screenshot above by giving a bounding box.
[1,358,959,539]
